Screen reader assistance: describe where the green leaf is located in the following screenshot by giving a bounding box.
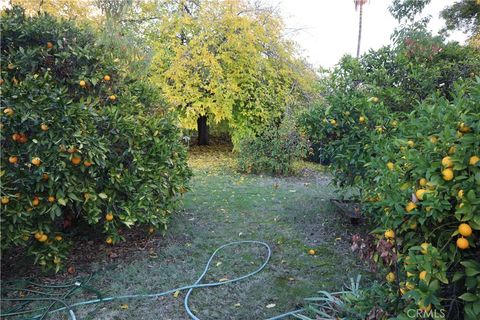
[99,193,108,199]
[459,293,479,302]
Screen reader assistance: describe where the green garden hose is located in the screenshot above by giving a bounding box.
[1,241,304,320]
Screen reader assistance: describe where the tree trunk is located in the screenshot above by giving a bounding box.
[197,115,209,145]
[356,5,363,58]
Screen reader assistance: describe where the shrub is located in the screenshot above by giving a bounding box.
[0,7,191,271]
[236,119,308,175]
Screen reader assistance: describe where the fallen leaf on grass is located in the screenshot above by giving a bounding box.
[120,304,128,310]
[266,303,276,308]
[218,278,229,282]
[173,290,180,298]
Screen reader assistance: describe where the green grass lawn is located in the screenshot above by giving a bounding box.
[4,148,372,319]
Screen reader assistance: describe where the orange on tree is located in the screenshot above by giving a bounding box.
[31,157,41,166]
[386,272,395,283]
[105,212,114,221]
[415,189,427,201]
[386,162,394,170]
[330,119,336,126]
[441,156,453,167]
[40,123,49,131]
[46,41,53,49]
[384,229,395,239]
[18,133,28,143]
[8,156,18,164]
[79,80,86,87]
[1,196,10,205]
[106,237,113,245]
[11,133,20,141]
[442,168,454,181]
[419,271,427,281]
[32,196,40,206]
[103,75,111,81]
[407,140,414,147]
[456,237,469,250]
[458,223,472,237]
[458,189,464,199]
[420,242,429,254]
[419,178,427,187]
[459,123,472,133]
[71,156,82,165]
[34,232,43,240]
[0,78,4,85]
[38,234,48,242]
[359,116,365,123]
[3,108,14,116]
[55,235,63,241]
[42,173,49,180]
[448,145,456,155]
[83,160,93,167]
[470,155,480,166]
[429,136,438,143]
[405,201,417,212]
[109,95,116,101]
[48,195,55,203]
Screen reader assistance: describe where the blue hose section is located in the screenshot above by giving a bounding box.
[3,240,304,320]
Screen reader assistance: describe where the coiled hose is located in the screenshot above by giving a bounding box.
[1,241,304,320]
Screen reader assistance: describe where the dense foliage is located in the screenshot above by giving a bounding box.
[300,31,480,318]
[0,7,191,271]
[237,119,308,175]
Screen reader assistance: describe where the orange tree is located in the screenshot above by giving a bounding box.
[298,32,480,317]
[0,7,191,271]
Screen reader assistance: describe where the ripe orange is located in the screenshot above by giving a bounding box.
[420,242,429,254]
[330,119,336,126]
[55,235,63,241]
[71,156,82,165]
[429,136,438,143]
[448,145,456,154]
[8,156,18,164]
[458,223,472,237]
[391,120,398,127]
[106,237,113,245]
[104,75,111,81]
[7,63,14,70]
[456,237,469,250]
[419,178,427,187]
[405,202,417,212]
[109,95,116,101]
[83,160,92,167]
[34,232,43,240]
[407,140,414,147]
[384,229,395,239]
[469,155,480,166]
[31,157,41,166]
[46,41,53,49]
[457,189,464,199]
[419,271,427,281]
[308,249,316,255]
[441,156,453,167]
[359,116,365,123]
[459,123,472,133]
[415,189,427,201]
[48,195,55,203]
[79,80,86,87]
[386,162,394,170]
[0,79,4,85]
[18,133,28,143]
[38,234,48,242]
[105,212,114,221]
[1,196,10,204]
[3,108,14,116]
[40,123,49,131]
[32,196,40,206]
[42,173,49,180]
[12,133,20,141]
[386,272,395,283]
[67,147,77,154]
[442,168,454,181]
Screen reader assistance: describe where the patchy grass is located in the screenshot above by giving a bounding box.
[2,150,372,320]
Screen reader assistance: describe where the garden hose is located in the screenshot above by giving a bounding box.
[1,240,304,320]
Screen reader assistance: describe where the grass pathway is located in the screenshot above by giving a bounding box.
[4,149,370,320]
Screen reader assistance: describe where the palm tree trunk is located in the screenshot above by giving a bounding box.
[356,5,363,58]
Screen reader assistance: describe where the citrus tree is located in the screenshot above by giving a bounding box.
[0,7,191,271]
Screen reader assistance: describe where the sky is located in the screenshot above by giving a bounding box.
[268,0,469,69]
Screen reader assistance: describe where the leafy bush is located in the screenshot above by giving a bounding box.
[0,7,191,271]
[236,119,308,175]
